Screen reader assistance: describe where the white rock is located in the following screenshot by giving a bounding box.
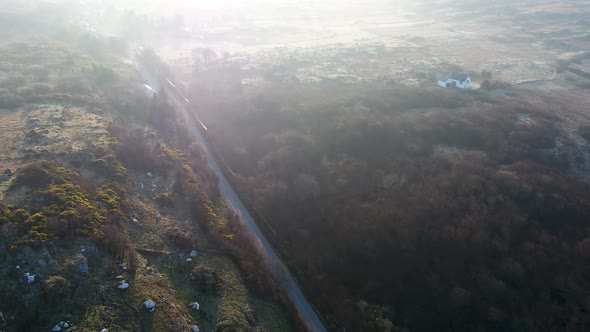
[16,265,20,269]
[118,282,129,289]
[186,258,192,262]
[24,272,35,283]
[132,218,139,224]
[190,302,200,310]
[191,325,200,332]
[144,300,156,312]
[101,329,109,332]
[116,275,123,279]
[190,250,198,258]
[146,172,153,177]
[155,213,161,219]
[52,325,62,332]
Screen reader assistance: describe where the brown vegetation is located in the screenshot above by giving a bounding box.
[194,83,590,331]
[189,265,223,292]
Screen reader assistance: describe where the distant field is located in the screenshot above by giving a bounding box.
[156,0,590,90]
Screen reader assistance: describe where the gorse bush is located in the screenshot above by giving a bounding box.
[189,264,223,292]
[13,160,54,188]
[42,276,72,305]
[9,161,126,246]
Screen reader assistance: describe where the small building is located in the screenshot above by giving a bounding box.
[438,73,471,89]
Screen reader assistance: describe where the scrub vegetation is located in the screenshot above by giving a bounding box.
[193,79,590,331]
[4,1,590,331]
[0,36,290,332]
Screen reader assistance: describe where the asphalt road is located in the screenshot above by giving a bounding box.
[135,62,327,332]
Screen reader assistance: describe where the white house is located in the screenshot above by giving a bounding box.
[437,73,471,89]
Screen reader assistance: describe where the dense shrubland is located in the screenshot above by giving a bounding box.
[4,160,134,261]
[192,82,590,331]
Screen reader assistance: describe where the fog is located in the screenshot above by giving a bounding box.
[2,0,430,55]
[3,0,590,331]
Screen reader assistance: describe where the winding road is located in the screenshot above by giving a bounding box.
[134,57,327,332]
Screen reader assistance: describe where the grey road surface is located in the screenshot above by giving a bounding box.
[135,61,328,332]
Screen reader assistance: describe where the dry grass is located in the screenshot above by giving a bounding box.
[0,105,111,171]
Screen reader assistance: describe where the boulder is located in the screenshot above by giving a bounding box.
[118,282,129,289]
[75,255,89,274]
[24,272,35,283]
[144,300,156,312]
[186,258,192,262]
[190,302,200,311]
[190,250,198,258]
[101,329,109,332]
[51,321,70,331]
[191,325,200,332]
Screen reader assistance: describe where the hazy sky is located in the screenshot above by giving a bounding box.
[98,0,409,14]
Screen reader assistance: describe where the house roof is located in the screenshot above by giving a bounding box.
[450,73,469,82]
[438,73,470,82]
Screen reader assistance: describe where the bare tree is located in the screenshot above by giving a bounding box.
[191,47,217,69]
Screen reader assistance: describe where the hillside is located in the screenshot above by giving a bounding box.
[4,1,590,331]
[0,39,291,331]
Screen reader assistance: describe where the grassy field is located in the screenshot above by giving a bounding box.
[161,0,590,93]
